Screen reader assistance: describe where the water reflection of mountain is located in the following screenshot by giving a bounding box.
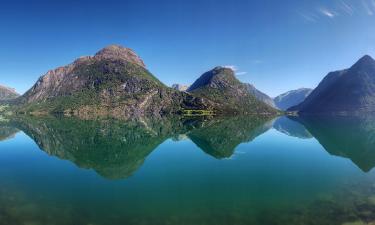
[188,117,273,158]
[10,116,273,179]
[11,116,191,180]
[295,115,375,172]
[0,124,19,141]
[272,116,312,139]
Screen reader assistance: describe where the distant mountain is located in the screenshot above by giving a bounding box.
[187,66,278,115]
[272,116,312,139]
[245,84,276,108]
[16,45,211,117]
[171,84,189,92]
[274,88,312,110]
[0,85,20,101]
[290,55,375,114]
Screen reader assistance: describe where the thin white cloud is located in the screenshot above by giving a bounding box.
[223,65,238,71]
[223,65,247,76]
[251,60,264,64]
[298,11,318,22]
[236,71,248,76]
[318,7,338,18]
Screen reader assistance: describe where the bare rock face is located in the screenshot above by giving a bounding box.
[0,85,20,101]
[93,45,146,68]
[17,45,212,117]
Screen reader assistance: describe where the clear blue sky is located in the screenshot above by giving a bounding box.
[0,0,374,97]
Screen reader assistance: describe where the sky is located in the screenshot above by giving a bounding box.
[0,0,374,97]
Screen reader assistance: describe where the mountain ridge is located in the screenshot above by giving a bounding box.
[274,88,312,110]
[0,84,20,101]
[290,55,375,114]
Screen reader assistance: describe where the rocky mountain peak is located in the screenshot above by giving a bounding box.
[94,44,146,68]
[0,84,20,101]
[187,66,236,92]
[348,54,375,72]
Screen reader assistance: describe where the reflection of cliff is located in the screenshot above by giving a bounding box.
[12,116,191,180]
[296,115,375,172]
[0,124,19,141]
[187,117,273,159]
[11,115,274,179]
[273,116,312,139]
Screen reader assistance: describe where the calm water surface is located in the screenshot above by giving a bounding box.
[0,115,375,225]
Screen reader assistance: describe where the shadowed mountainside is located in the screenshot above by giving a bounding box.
[291,55,375,114]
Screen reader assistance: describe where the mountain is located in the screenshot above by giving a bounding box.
[16,45,211,117]
[290,55,375,114]
[171,84,189,92]
[187,66,278,115]
[245,84,276,108]
[0,85,20,101]
[273,88,312,110]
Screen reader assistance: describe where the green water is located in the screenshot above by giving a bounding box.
[1,115,375,225]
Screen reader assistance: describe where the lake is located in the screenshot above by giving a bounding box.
[0,115,375,225]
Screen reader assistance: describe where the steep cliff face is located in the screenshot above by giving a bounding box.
[0,85,19,101]
[291,55,375,114]
[17,45,212,117]
[187,67,278,115]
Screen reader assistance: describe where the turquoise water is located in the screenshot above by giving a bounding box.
[0,116,375,225]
